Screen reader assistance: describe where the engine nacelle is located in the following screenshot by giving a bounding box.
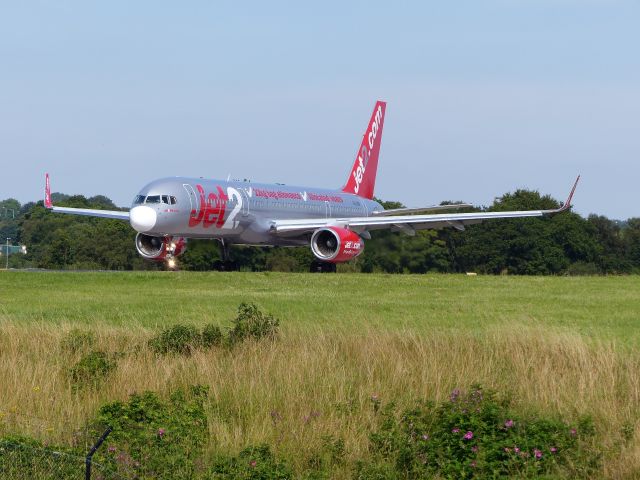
[135,233,187,261]
[310,227,364,263]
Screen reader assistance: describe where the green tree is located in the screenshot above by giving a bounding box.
[624,218,640,272]
[445,189,599,275]
[18,197,147,270]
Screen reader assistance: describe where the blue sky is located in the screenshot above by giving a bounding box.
[1,1,638,218]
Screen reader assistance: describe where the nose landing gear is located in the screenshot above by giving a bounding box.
[213,239,239,271]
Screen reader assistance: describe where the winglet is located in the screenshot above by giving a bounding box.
[557,175,580,213]
[44,173,52,209]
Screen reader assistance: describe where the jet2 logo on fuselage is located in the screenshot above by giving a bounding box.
[352,105,383,194]
[189,184,242,229]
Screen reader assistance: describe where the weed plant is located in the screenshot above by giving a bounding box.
[68,351,116,389]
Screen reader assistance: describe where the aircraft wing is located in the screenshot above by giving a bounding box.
[272,176,580,236]
[47,206,130,220]
[44,174,130,220]
[371,203,472,216]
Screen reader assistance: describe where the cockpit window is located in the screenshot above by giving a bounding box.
[135,195,177,205]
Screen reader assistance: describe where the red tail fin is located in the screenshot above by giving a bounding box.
[342,101,386,199]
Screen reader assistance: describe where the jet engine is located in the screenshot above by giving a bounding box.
[310,227,364,263]
[135,233,187,261]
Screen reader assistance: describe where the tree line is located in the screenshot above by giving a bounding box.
[1,189,638,274]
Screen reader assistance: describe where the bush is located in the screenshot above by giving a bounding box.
[201,324,223,348]
[149,323,225,355]
[60,328,95,353]
[207,444,293,479]
[95,385,209,480]
[363,385,600,479]
[149,305,279,355]
[69,350,116,388]
[228,303,279,345]
[149,324,203,355]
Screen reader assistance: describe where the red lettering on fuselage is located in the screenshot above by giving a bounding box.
[188,184,207,227]
[189,184,228,228]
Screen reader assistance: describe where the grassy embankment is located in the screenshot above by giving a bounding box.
[0,272,639,477]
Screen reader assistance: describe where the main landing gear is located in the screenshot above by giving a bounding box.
[309,260,337,273]
[213,239,239,271]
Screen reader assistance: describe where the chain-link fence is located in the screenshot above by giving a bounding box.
[0,409,210,479]
[0,438,121,480]
[0,412,125,480]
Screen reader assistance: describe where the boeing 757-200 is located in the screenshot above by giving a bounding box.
[45,101,579,272]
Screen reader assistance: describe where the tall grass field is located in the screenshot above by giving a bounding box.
[0,272,639,478]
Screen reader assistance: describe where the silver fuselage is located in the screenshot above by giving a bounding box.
[129,177,383,246]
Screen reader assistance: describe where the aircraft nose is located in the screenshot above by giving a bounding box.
[130,206,157,232]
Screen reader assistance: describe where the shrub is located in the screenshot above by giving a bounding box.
[363,385,600,479]
[228,303,279,345]
[207,444,293,479]
[149,305,279,355]
[69,350,116,388]
[95,385,209,480]
[201,324,223,348]
[149,323,226,355]
[149,324,202,355]
[60,328,95,353]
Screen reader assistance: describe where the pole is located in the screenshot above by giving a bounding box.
[5,238,9,270]
[85,426,112,480]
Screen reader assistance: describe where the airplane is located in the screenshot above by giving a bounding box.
[44,100,580,272]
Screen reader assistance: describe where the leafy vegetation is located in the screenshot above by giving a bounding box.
[149,324,206,355]
[207,444,294,479]
[68,350,117,388]
[149,303,278,354]
[0,385,602,479]
[361,386,599,478]
[228,302,280,345]
[95,386,210,479]
[3,189,640,273]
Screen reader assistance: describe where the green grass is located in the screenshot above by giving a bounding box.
[0,271,638,339]
[1,272,640,478]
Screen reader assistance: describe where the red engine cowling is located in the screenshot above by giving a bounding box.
[135,233,187,261]
[310,227,364,263]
